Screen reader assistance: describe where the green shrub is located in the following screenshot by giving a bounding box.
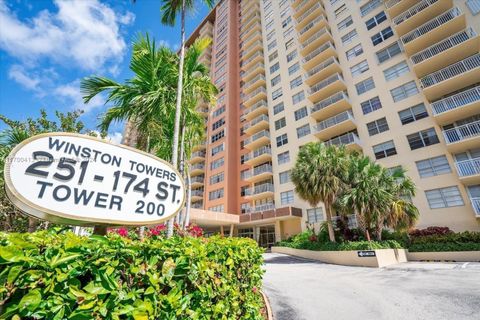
[277,239,402,251]
[0,231,264,319]
[408,242,480,252]
[408,231,480,252]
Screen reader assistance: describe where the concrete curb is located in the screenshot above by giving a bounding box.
[261,290,274,320]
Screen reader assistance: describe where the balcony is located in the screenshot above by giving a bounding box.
[294,3,324,30]
[324,132,362,151]
[420,53,480,100]
[431,86,480,125]
[293,0,317,17]
[240,206,303,224]
[192,202,203,209]
[243,72,265,91]
[244,99,268,121]
[244,114,269,135]
[241,3,260,23]
[443,120,480,153]
[245,203,275,214]
[190,150,206,163]
[242,86,267,107]
[190,163,205,176]
[196,106,209,117]
[241,49,263,70]
[244,129,270,150]
[393,0,453,36]
[192,139,206,152]
[304,57,341,86]
[241,12,261,33]
[310,91,351,121]
[411,28,479,77]
[400,7,465,55]
[240,0,258,15]
[456,158,480,184]
[245,183,274,200]
[241,62,265,82]
[300,27,333,57]
[298,15,328,43]
[245,146,272,166]
[385,0,419,19]
[308,73,347,104]
[240,21,261,41]
[245,163,273,183]
[471,197,480,216]
[191,175,205,188]
[241,31,262,50]
[301,41,337,70]
[191,189,204,201]
[241,40,263,61]
[313,110,356,141]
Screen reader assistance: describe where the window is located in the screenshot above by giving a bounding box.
[366,11,387,30]
[282,16,292,28]
[211,143,224,156]
[373,140,397,159]
[279,171,291,184]
[355,77,375,95]
[209,204,224,212]
[276,133,288,147]
[346,44,363,60]
[268,51,278,62]
[288,62,300,75]
[350,60,369,77]
[280,190,294,205]
[290,76,302,89]
[271,75,281,87]
[360,0,382,16]
[341,29,358,45]
[278,151,290,164]
[209,188,224,200]
[268,39,277,51]
[210,157,224,170]
[399,103,429,125]
[273,102,284,115]
[287,50,297,62]
[371,27,394,46]
[275,117,286,130]
[416,155,451,178]
[212,118,225,131]
[383,61,409,81]
[292,91,305,104]
[297,124,311,138]
[376,41,402,63]
[285,38,294,50]
[307,207,324,223]
[425,186,464,209]
[211,130,225,143]
[272,88,283,100]
[210,172,225,184]
[270,62,280,74]
[266,30,275,41]
[467,0,480,15]
[283,26,294,39]
[361,96,382,115]
[266,19,274,31]
[407,128,439,150]
[391,81,419,102]
[294,107,308,121]
[213,105,225,117]
[337,16,353,31]
[366,117,389,136]
[334,4,347,18]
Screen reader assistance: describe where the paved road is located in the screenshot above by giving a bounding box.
[263,253,480,320]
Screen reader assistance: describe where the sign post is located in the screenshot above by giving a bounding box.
[4,133,185,230]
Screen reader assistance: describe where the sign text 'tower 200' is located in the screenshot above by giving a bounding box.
[4,133,185,226]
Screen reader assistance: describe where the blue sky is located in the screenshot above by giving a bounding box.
[0,0,210,142]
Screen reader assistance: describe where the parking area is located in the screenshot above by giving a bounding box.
[263,253,480,320]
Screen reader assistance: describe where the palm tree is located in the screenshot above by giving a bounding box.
[291,143,348,242]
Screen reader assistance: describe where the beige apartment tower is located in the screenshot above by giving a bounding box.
[167,0,480,246]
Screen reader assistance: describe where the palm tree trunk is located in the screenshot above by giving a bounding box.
[27,217,37,233]
[324,204,336,242]
[184,166,192,228]
[167,0,187,238]
[176,123,186,226]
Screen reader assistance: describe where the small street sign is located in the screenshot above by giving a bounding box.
[357,250,376,258]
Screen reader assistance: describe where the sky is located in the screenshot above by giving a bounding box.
[0,0,211,142]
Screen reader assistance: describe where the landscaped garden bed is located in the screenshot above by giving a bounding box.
[0,231,265,319]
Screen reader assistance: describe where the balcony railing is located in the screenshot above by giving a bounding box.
[385,0,402,9]
[306,57,337,78]
[241,50,264,66]
[301,27,329,49]
[192,190,203,197]
[299,15,326,36]
[253,163,273,176]
[297,2,322,22]
[243,86,266,102]
[191,150,206,158]
[246,203,275,213]
[246,146,272,161]
[240,31,262,48]
[411,28,477,65]
[401,8,462,45]
[243,74,265,90]
[244,114,269,130]
[314,110,354,132]
[191,176,205,184]
[420,53,480,89]
[456,158,480,177]
[325,132,361,147]
[245,99,268,116]
[241,62,265,79]
[245,183,274,196]
[192,203,203,209]
[244,130,270,145]
[302,42,334,63]
[309,73,342,95]
[191,163,205,171]
[431,86,480,115]
[311,91,349,114]
[393,0,439,25]
[295,0,313,13]
[471,197,480,215]
[241,3,260,19]
[443,120,480,144]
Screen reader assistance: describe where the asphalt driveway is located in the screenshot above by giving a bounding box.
[263,253,480,320]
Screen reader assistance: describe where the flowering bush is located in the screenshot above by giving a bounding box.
[108,224,204,240]
[409,226,453,238]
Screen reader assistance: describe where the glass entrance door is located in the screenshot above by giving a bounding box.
[258,225,276,248]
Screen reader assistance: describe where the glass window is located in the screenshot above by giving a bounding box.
[355,77,375,95]
[416,155,451,178]
[268,39,277,51]
[285,38,294,50]
[270,62,280,74]
[371,27,394,46]
[213,105,225,118]
[266,30,275,41]
[212,118,225,131]
[376,41,402,63]
[282,16,292,28]
[341,29,358,45]
[275,117,286,130]
[273,102,284,115]
[280,190,294,205]
[391,81,419,102]
[288,62,300,75]
[366,11,387,30]
[425,186,464,209]
[278,151,290,164]
[296,124,311,138]
[373,140,397,159]
[211,143,224,156]
[384,61,409,81]
[334,4,347,18]
[287,50,297,62]
[209,188,224,200]
[466,0,480,15]
[398,103,429,125]
[307,207,324,223]
[279,171,291,184]
[337,16,353,31]
[209,204,224,212]
[350,60,369,77]
[290,76,303,89]
[271,75,281,87]
[276,133,288,147]
[407,128,440,150]
[211,157,224,170]
[268,51,278,62]
[292,91,305,104]
[210,172,225,184]
[361,96,382,115]
[294,107,308,121]
[346,44,363,60]
[360,0,382,16]
[366,117,389,136]
[211,130,225,143]
[272,88,283,100]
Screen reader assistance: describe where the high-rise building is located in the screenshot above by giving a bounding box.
[174,0,480,245]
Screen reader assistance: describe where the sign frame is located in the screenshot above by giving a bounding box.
[357,250,376,258]
[4,132,186,226]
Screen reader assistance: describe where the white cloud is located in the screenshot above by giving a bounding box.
[8,64,42,93]
[107,132,123,144]
[0,0,134,72]
[54,80,104,112]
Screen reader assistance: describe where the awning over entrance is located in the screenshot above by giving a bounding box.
[239,206,302,225]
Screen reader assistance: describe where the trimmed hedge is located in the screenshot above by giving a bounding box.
[0,232,264,319]
[408,231,480,252]
[277,237,402,251]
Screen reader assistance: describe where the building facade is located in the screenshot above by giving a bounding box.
[181,0,480,246]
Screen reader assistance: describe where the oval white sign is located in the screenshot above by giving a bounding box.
[4,133,185,226]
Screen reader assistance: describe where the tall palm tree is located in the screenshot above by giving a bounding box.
[291,143,348,242]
